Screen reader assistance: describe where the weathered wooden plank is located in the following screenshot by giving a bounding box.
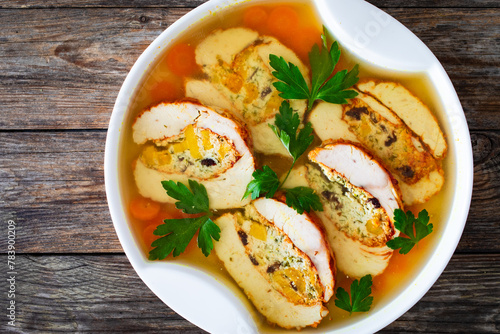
[0,255,205,333]
[0,130,499,253]
[0,0,203,9]
[0,8,498,130]
[0,253,497,333]
[0,131,122,253]
[383,254,500,333]
[0,7,187,130]
[0,0,498,9]
[388,8,500,131]
[469,131,500,222]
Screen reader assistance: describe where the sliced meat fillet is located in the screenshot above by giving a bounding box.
[253,198,335,301]
[185,79,235,113]
[214,202,331,329]
[185,79,304,156]
[308,94,444,205]
[308,90,400,143]
[194,27,308,156]
[195,27,259,67]
[356,80,447,159]
[132,100,255,209]
[309,141,403,216]
[398,169,444,205]
[307,141,402,278]
[308,101,359,143]
[343,98,438,185]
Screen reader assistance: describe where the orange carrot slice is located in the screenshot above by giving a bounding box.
[166,43,198,77]
[149,79,181,103]
[129,196,161,221]
[291,26,322,61]
[243,6,268,31]
[267,6,299,42]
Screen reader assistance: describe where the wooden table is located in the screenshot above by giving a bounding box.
[0,0,498,332]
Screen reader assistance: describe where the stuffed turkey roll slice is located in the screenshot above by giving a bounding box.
[214,199,334,329]
[190,27,308,156]
[252,198,335,301]
[308,87,445,206]
[307,141,402,278]
[356,79,447,159]
[132,100,255,209]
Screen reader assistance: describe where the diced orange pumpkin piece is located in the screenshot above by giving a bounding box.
[272,268,306,303]
[218,141,231,159]
[184,124,203,159]
[142,145,158,165]
[201,129,213,150]
[157,151,172,165]
[249,223,267,241]
[142,145,172,166]
[172,140,189,153]
[366,218,384,235]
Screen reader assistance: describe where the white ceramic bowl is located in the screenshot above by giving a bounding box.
[105,0,473,333]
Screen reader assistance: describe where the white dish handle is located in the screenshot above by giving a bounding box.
[315,0,436,72]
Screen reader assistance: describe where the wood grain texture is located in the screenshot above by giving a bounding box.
[0,254,498,333]
[0,7,498,130]
[0,0,498,333]
[0,255,204,333]
[0,127,499,254]
[0,131,121,253]
[0,7,186,130]
[1,0,498,9]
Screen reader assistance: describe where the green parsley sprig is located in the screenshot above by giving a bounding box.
[334,274,373,315]
[245,30,360,214]
[387,209,433,255]
[148,180,220,260]
[243,165,280,200]
[270,100,314,181]
[269,31,359,111]
[243,101,322,214]
[284,186,323,214]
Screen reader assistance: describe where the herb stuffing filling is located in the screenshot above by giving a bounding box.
[138,21,439,323]
[306,164,393,246]
[343,99,437,184]
[209,39,285,125]
[140,124,240,180]
[233,204,324,305]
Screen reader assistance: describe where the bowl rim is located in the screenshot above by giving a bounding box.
[104,0,474,333]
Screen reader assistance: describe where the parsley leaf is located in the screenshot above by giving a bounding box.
[269,55,310,101]
[269,32,359,111]
[269,100,314,161]
[335,275,373,315]
[316,65,359,105]
[243,165,280,200]
[309,36,340,101]
[386,209,433,255]
[284,187,323,214]
[148,180,220,260]
[197,218,221,256]
[161,179,209,214]
[246,32,360,214]
[243,101,322,214]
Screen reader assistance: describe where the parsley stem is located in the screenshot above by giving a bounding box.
[279,159,297,189]
[307,98,315,112]
[307,85,321,112]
